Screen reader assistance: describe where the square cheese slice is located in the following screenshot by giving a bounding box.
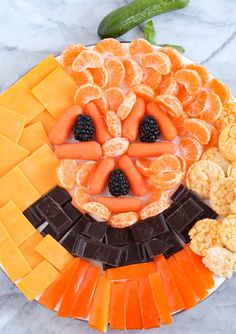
[0,81,44,123]
[0,167,40,211]
[17,260,60,301]
[20,54,59,89]
[27,110,56,135]
[19,231,44,269]
[0,134,29,178]
[18,122,52,153]
[0,201,35,247]
[0,221,11,244]
[35,235,74,272]
[0,106,27,142]
[32,67,77,119]
[19,144,59,195]
[0,238,32,282]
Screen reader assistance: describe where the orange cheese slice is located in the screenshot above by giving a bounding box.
[0,106,27,142]
[35,235,74,272]
[20,54,59,89]
[0,201,35,247]
[19,144,59,195]
[0,221,11,244]
[32,67,77,119]
[0,167,40,211]
[19,122,52,153]
[17,260,60,301]
[27,110,56,135]
[0,238,32,282]
[19,231,44,269]
[0,134,29,178]
[0,81,44,123]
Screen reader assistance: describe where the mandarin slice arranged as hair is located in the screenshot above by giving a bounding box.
[185,64,210,85]
[157,73,179,96]
[142,67,162,90]
[56,159,77,190]
[60,44,86,68]
[159,46,183,71]
[209,78,231,104]
[179,137,203,162]
[104,58,125,87]
[142,51,171,75]
[72,50,104,72]
[183,118,211,145]
[94,38,124,57]
[123,58,143,87]
[185,91,207,117]
[70,69,94,86]
[105,87,124,111]
[74,83,103,107]
[129,84,155,102]
[155,94,183,118]
[174,69,202,95]
[128,38,153,57]
[89,66,108,88]
[200,92,222,123]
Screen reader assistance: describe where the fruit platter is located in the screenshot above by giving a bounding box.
[0,38,235,332]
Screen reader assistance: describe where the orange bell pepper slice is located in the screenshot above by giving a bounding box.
[125,280,143,329]
[105,262,156,280]
[109,281,126,330]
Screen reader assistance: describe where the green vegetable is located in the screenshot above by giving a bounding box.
[159,44,185,53]
[144,21,157,45]
[97,0,190,39]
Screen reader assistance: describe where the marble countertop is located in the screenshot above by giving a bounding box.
[0,0,235,333]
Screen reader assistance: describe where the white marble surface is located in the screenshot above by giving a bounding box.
[0,0,236,333]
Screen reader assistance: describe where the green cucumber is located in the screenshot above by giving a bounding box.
[97,0,190,39]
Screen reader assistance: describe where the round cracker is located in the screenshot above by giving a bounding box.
[210,178,236,216]
[220,215,236,252]
[218,123,236,161]
[201,147,230,174]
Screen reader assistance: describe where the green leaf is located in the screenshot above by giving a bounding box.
[144,20,157,45]
[159,44,185,54]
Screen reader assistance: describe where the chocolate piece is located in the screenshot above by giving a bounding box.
[144,239,172,258]
[166,197,203,232]
[157,230,183,258]
[73,235,123,266]
[83,220,107,242]
[120,242,144,266]
[63,203,82,223]
[163,202,179,218]
[61,232,77,253]
[41,224,61,240]
[105,227,134,245]
[46,186,72,206]
[130,214,169,243]
[23,206,44,228]
[36,197,73,236]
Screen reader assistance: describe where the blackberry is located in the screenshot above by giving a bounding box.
[73,115,95,141]
[139,116,160,142]
[108,169,130,197]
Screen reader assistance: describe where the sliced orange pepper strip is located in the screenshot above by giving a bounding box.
[138,278,160,329]
[167,256,197,310]
[57,259,89,317]
[105,262,156,280]
[125,280,143,329]
[148,272,172,325]
[89,276,111,333]
[39,258,78,310]
[155,255,185,313]
[174,249,208,301]
[70,264,100,319]
[109,281,126,330]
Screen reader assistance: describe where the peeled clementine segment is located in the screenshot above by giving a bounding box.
[60,44,86,68]
[184,118,211,145]
[75,161,97,187]
[129,84,155,102]
[102,137,129,157]
[70,69,93,86]
[185,64,210,85]
[142,51,171,75]
[105,111,122,137]
[89,66,108,88]
[94,94,108,114]
[155,94,183,118]
[200,92,222,122]
[169,114,187,137]
[72,50,104,72]
[82,202,111,221]
[174,69,202,95]
[176,155,187,178]
[128,38,153,57]
[74,83,103,107]
[177,86,198,109]
[56,159,77,190]
[73,186,92,211]
[179,137,203,161]
[158,73,179,96]
[151,172,182,190]
[117,92,136,120]
[94,38,124,57]
[105,87,124,111]
[142,68,162,90]
[135,158,151,177]
[109,212,139,228]
[186,90,208,117]
[209,78,231,104]
[204,124,220,149]
[104,58,125,87]
[140,199,170,219]
[159,46,183,71]
[148,186,168,204]
[123,58,143,87]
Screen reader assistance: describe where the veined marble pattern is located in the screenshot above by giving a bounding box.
[0,0,236,333]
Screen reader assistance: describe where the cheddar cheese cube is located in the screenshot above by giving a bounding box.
[19,231,44,269]
[19,122,52,153]
[0,106,27,142]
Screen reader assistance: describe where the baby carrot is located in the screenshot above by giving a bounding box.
[117,155,148,196]
[86,102,111,144]
[109,281,126,330]
[146,102,177,141]
[54,142,102,160]
[96,197,143,213]
[89,157,115,195]
[128,142,177,158]
[49,105,83,144]
[125,280,143,329]
[122,97,146,142]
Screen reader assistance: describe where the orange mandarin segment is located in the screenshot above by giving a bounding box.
[105,87,124,111]
[205,124,220,149]
[60,44,86,68]
[73,186,92,211]
[105,110,122,137]
[142,52,171,75]
[109,212,139,228]
[104,58,125,87]
[123,58,143,87]
[75,161,97,187]
[159,46,183,71]
[102,137,129,157]
[74,83,103,107]
[82,202,111,221]
[174,69,202,95]
[89,66,108,88]
[200,92,223,123]
[135,158,151,177]
[129,84,155,102]
[94,94,109,115]
[128,38,153,57]
[157,73,179,96]
[209,78,231,104]
[94,38,124,57]
[70,69,93,86]
[185,90,207,117]
[140,200,170,220]
[184,118,211,145]
[72,50,104,72]
[177,86,198,109]
[155,94,183,118]
[56,159,77,190]
[185,63,210,85]
[117,92,137,120]
[179,137,203,162]
[142,67,162,90]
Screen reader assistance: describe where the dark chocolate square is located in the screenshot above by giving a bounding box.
[83,220,107,241]
[157,230,183,258]
[105,227,134,245]
[46,186,72,206]
[63,203,82,223]
[23,206,44,228]
[143,238,172,258]
[61,231,78,253]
